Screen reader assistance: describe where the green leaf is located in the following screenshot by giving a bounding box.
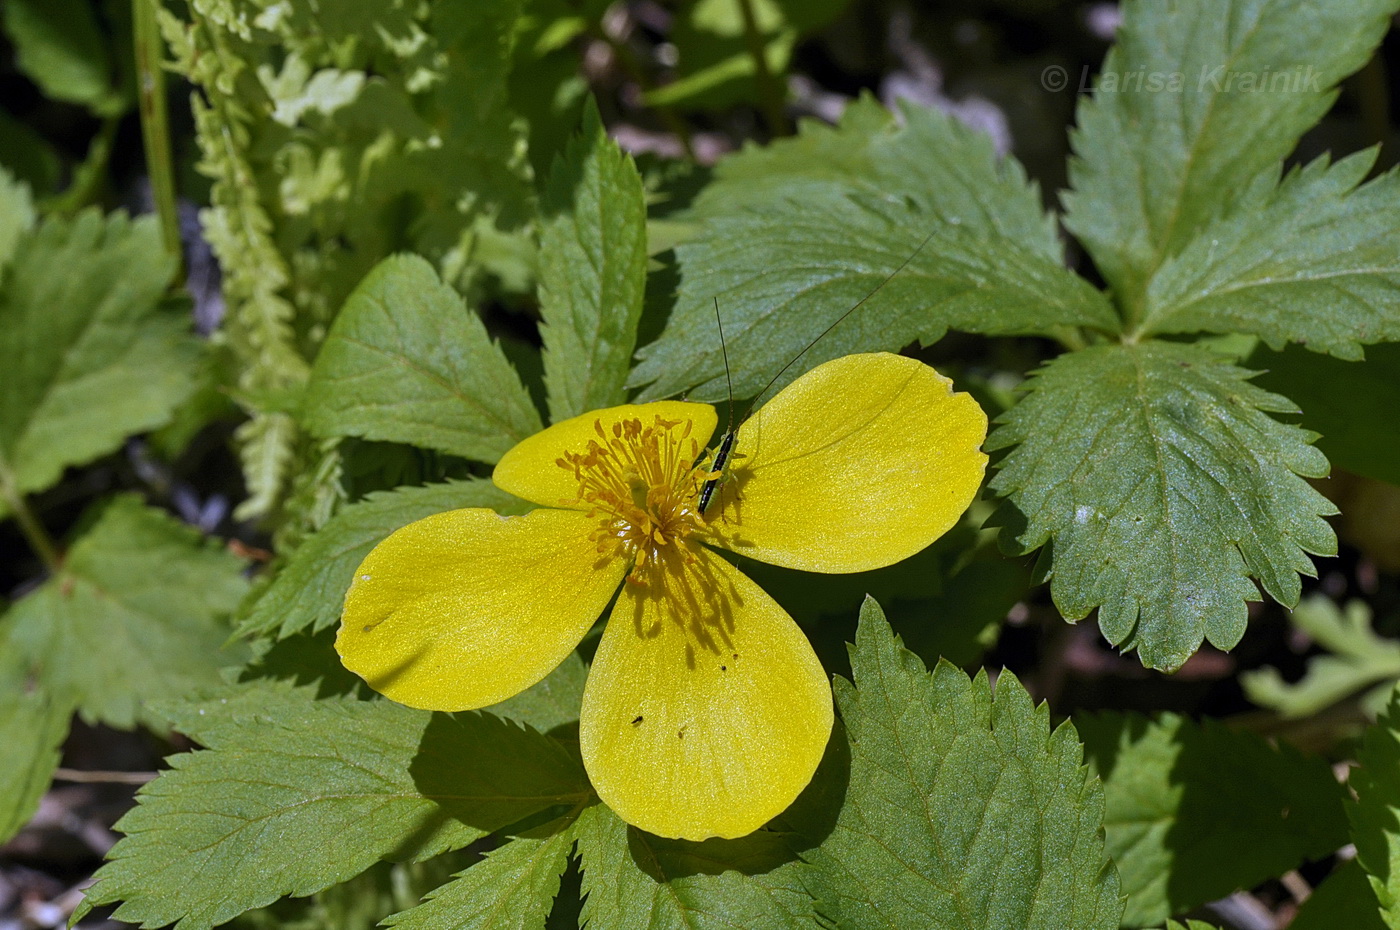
[486,652,588,736]
[802,599,1120,930]
[239,626,375,700]
[989,341,1337,671]
[81,684,591,930]
[0,110,61,196]
[238,479,528,640]
[303,255,543,463]
[892,559,1028,669]
[1142,152,1400,354]
[241,597,585,729]
[1077,711,1347,927]
[1062,0,1397,308]
[1243,596,1400,719]
[692,97,1058,257]
[575,803,815,930]
[0,209,193,503]
[740,509,1025,672]
[633,193,1113,405]
[629,99,1115,402]
[1349,685,1400,928]
[537,100,647,424]
[0,166,35,275]
[1289,859,1388,930]
[384,819,577,930]
[1,0,125,115]
[4,496,248,730]
[1249,341,1400,487]
[228,860,464,930]
[0,646,69,844]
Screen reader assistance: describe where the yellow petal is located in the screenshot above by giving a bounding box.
[336,507,626,711]
[494,401,718,509]
[579,545,833,840]
[708,352,987,572]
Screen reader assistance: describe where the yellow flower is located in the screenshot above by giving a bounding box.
[335,352,987,840]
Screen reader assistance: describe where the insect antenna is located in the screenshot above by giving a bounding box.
[697,223,941,517]
[714,296,736,427]
[737,223,942,422]
[698,297,738,515]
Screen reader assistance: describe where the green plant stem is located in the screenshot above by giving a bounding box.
[134,0,183,271]
[42,117,118,215]
[592,27,696,161]
[1049,325,1088,352]
[735,0,789,137]
[1228,698,1372,755]
[55,767,158,785]
[0,468,63,574]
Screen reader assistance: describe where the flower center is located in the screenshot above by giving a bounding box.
[557,415,712,581]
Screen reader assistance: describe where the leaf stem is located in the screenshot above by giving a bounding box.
[54,767,158,785]
[134,0,183,272]
[42,117,119,215]
[1047,325,1088,352]
[1227,698,1371,755]
[735,0,789,137]
[0,467,63,574]
[591,24,696,161]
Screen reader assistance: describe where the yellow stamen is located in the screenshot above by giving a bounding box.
[558,415,711,583]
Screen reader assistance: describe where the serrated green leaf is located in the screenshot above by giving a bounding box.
[1142,152,1400,353]
[538,100,647,423]
[304,255,543,462]
[227,859,463,930]
[0,645,69,844]
[575,803,814,930]
[239,626,375,700]
[633,194,1113,404]
[385,818,577,930]
[238,479,528,640]
[240,605,585,727]
[1,0,125,115]
[989,341,1336,671]
[0,166,35,275]
[803,599,1120,930]
[81,684,591,930]
[486,652,588,736]
[1349,685,1400,928]
[1062,0,1397,309]
[629,99,1115,402]
[1078,711,1347,927]
[693,97,1059,257]
[1243,596,1400,719]
[0,209,194,504]
[1249,341,1400,487]
[4,496,248,730]
[1289,858,1388,930]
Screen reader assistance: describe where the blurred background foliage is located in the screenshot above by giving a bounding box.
[3,1,1400,928]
